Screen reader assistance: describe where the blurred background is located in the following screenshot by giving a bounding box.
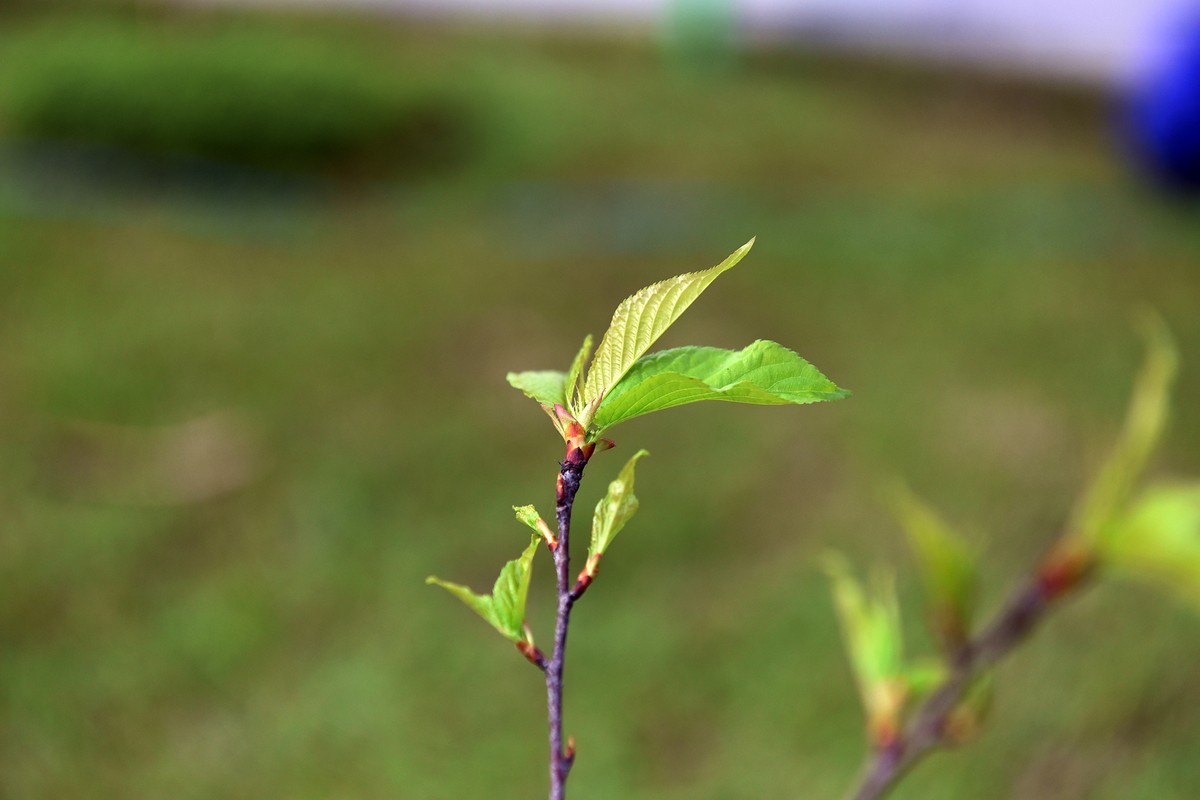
[1,1,1199,798]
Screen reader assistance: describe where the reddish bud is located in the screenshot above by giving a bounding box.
[573,570,594,597]
[1037,542,1093,598]
[516,640,547,671]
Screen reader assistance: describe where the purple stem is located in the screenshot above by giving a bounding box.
[546,455,587,800]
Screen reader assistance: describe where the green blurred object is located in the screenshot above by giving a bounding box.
[824,554,907,746]
[887,484,979,653]
[1070,315,1178,546]
[1,20,479,173]
[1101,483,1200,606]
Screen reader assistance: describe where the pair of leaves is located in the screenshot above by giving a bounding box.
[426,534,539,644]
[825,551,987,747]
[827,489,985,744]
[507,239,848,441]
[428,452,650,642]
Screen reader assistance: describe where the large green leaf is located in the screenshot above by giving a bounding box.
[586,449,649,575]
[579,238,754,423]
[590,340,848,434]
[426,534,540,643]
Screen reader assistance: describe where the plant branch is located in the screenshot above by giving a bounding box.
[546,447,589,800]
[850,573,1076,800]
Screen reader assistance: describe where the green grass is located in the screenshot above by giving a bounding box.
[1,9,1199,800]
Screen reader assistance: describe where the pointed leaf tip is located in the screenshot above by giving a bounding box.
[590,340,848,435]
[580,240,754,419]
[586,449,650,575]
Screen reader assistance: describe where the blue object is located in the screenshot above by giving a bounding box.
[1129,11,1200,192]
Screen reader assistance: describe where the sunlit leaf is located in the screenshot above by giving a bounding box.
[590,340,847,435]
[579,238,754,423]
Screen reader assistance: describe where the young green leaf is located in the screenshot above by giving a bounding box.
[579,238,754,424]
[590,340,848,434]
[564,334,594,419]
[824,554,907,745]
[427,534,541,643]
[506,370,570,435]
[585,449,650,576]
[1099,482,1200,607]
[506,370,567,409]
[1071,314,1177,543]
[887,484,978,653]
[514,503,556,548]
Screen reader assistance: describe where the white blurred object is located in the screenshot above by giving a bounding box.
[179,0,1193,82]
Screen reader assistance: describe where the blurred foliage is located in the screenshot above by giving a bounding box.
[0,6,1199,800]
[0,18,486,174]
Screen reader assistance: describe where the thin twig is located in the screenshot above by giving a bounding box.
[546,448,589,800]
[850,576,1069,800]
